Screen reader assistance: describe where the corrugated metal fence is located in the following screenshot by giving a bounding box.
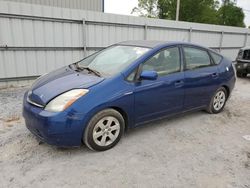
[0,1,249,83]
[2,0,104,12]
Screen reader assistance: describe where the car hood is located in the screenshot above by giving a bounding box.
[28,66,104,106]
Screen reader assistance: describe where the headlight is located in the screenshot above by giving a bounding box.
[45,89,89,112]
[243,63,248,68]
[237,51,243,59]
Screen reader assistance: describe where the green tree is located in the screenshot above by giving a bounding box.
[133,0,219,24]
[131,0,158,18]
[221,0,236,5]
[132,0,246,27]
[157,0,219,24]
[157,0,175,20]
[217,2,245,27]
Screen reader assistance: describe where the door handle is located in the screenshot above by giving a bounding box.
[211,72,219,78]
[175,80,184,87]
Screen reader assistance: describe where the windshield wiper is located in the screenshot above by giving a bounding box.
[74,63,101,77]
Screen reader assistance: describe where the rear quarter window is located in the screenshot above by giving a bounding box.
[210,51,222,65]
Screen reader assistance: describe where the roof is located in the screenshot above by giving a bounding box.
[117,40,206,49]
[118,40,168,48]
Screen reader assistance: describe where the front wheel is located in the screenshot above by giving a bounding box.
[206,87,227,114]
[83,109,125,151]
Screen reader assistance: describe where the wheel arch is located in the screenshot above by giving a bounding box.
[109,106,129,131]
[221,85,230,99]
[83,104,130,135]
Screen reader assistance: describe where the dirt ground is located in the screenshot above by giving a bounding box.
[0,78,250,188]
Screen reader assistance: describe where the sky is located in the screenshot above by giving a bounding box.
[104,0,250,27]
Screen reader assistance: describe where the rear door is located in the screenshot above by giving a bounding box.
[182,46,219,110]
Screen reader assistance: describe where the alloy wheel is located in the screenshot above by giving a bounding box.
[213,91,226,111]
[92,116,120,147]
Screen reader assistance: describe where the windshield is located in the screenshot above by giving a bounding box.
[77,45,150,76]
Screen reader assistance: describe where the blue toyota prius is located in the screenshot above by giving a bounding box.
[23,41,236,151]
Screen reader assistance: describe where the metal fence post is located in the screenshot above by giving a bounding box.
[188,27,192,42]
[244,32,248,47]
[219,31,224,52]
[82,18,87,57]
[144,24,148,40]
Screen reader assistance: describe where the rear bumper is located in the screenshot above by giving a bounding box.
[22,92,86,147]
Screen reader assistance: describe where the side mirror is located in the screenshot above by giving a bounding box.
[140,70,158,80]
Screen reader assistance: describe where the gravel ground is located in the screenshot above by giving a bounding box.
[0,78,250,188]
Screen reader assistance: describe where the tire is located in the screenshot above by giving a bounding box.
[83,109,125,151]
[237,72,247,78]
[236,72,242,77]
[241,73,247,78]
[206,87,228,114]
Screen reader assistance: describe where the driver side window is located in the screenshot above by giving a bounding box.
[142,47,180,77]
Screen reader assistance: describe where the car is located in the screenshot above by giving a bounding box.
[23,40,236,151]
[235,47,250,77]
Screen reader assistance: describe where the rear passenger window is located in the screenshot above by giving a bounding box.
[183,47,211,70]
[210,51,222,64]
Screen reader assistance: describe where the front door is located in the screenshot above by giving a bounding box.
[134,46,185,124]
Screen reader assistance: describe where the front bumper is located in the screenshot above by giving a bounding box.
[22,92,86,147]
[236,61,250,73]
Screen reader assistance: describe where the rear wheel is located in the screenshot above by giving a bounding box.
[207,87,227,114]
[83,109,125,151]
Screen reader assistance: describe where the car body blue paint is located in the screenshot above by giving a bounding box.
[22,41,236,147]
[29,66,104,106]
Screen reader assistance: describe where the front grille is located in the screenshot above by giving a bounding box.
[243,50,250,60]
